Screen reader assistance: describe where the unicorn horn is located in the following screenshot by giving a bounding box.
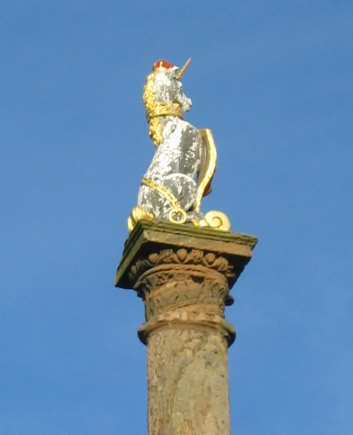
[175,58,191,80]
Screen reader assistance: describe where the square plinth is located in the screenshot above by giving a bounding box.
[115,221,257,290]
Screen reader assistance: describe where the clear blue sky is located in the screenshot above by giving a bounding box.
[1,1,352,434]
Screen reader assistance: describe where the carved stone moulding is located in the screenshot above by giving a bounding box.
[133,259,229,319]
[130,247,235,285]
[140,268,229,320]
[115,220,257,290]
[115,220,257,346]
[138,310,236,347]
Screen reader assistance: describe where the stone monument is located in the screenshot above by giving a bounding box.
[115,59,257,434]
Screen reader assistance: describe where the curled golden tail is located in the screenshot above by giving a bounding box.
[128,206,154,232]
[199,210,231,232]
[194,129,217,212]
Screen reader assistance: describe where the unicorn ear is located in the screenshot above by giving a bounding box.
[169,66,180,80]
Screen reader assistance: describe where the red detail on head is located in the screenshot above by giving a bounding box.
[152,59,175,71]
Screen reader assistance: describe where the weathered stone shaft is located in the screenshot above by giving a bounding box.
[147,327,230,435]
[136,257,235,435]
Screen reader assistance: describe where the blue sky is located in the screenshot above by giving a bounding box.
[1,1,352,434]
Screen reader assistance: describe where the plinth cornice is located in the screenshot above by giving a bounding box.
[115,220,257,290]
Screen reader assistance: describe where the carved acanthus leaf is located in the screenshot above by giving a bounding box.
[129,248,235,283]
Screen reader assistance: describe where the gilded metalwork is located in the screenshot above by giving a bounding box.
[141,177,180,210]
[194,129,217,213]
[143,71,184,146]
[128,206,154,233]
[200,211,231,232]
[141,177,187,224]
[128,59,232,233]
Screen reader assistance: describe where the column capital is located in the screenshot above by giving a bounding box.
[115,221,257,346]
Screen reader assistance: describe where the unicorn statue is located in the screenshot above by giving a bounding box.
[128,59,231,233]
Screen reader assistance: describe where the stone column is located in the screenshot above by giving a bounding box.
[115,221,257,435]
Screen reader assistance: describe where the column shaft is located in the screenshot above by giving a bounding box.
[147,327,231,435]
[115,222,257,435]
